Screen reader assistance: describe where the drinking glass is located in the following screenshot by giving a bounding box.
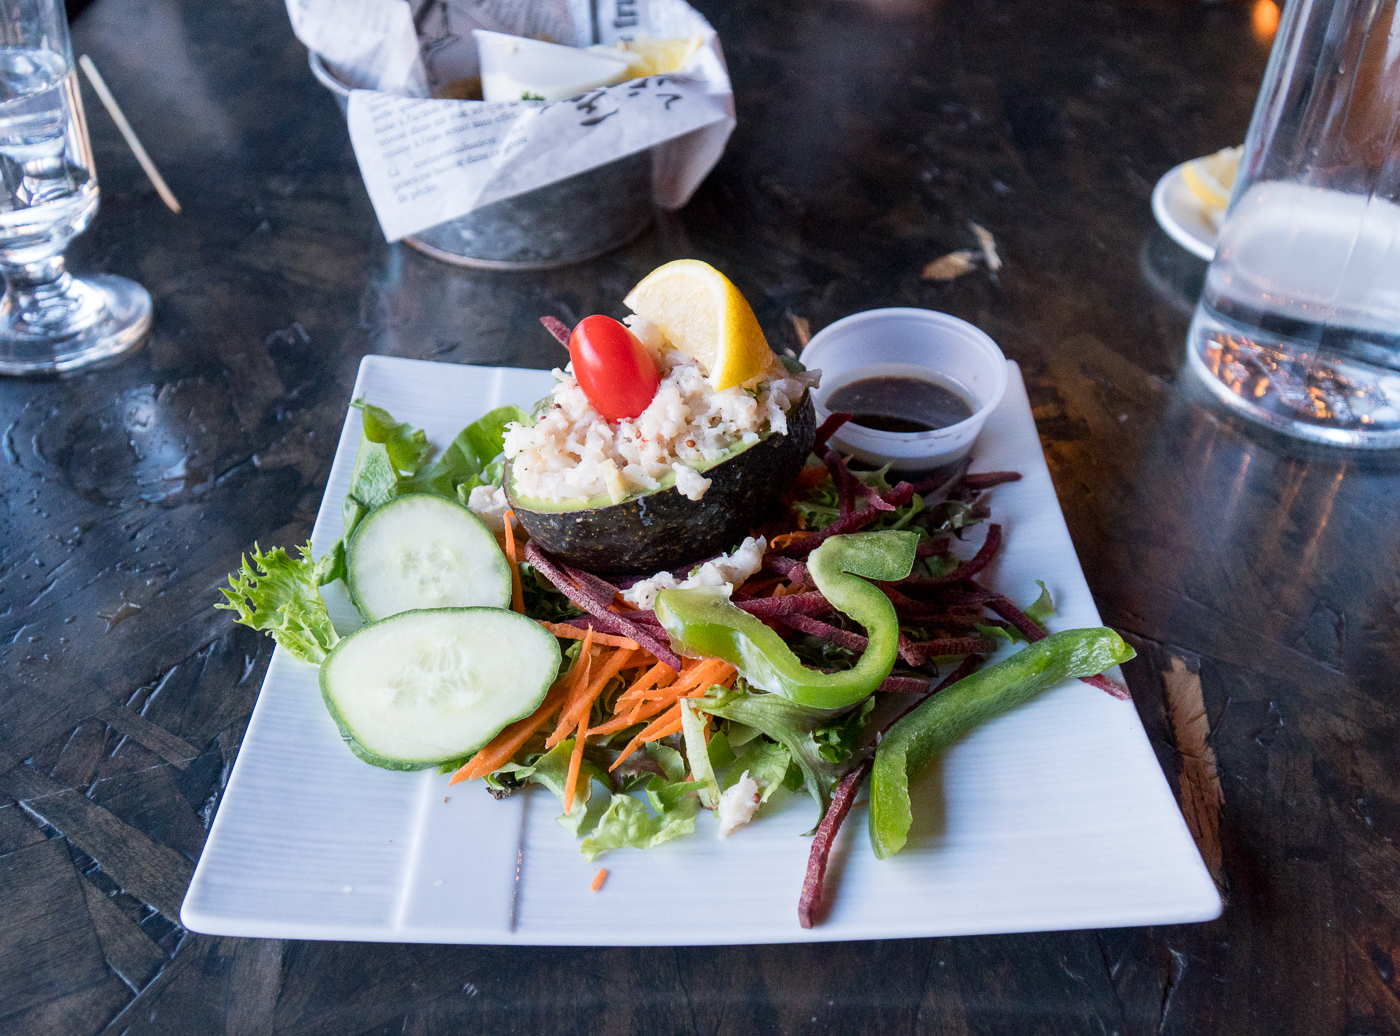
[0,0,150,375]
[1186,0,1400,447]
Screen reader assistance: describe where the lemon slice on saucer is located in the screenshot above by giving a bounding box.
[623,260,773,390]
[1182,146,1242,211]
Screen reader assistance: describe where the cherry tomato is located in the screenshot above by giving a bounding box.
[568,315,661,421]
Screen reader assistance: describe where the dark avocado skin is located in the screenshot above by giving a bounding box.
[507,392,816,574]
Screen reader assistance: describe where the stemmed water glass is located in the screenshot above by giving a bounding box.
[0,0,150,375]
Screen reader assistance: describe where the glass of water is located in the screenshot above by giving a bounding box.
[1187,0,1400,448]
[0,0,150,375]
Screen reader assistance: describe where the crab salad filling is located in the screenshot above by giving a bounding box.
[503,350,819,507]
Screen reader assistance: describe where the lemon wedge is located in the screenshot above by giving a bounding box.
[603,35,705,78]
[623,260,774,390]
[1181,145,1242,211]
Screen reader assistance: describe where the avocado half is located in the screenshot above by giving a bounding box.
[506,392,817,574]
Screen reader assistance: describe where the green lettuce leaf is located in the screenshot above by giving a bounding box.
[352,399,434,475]
[217,542,340,665]
[696,681,852,823]
[646,742,688,783]
[680,700,720,808]
[516,740,612,837]
[326,401,529,590]
[581,793,698,861]
[406,405,529,498]
[723,738,792,806]
[814,697,876,764]
[1024,580,1055,626]
[644,775,703,815]
[519,561,583,622]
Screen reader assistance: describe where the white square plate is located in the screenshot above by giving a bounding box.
[182,355,1221,944]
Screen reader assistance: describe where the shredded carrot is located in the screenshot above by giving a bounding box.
[547,644,639,748]
[770,531,817,550]
[666,658,735,696]
[450,678,569,784]
[563,710,587,813]
[543,629,596,743]
[609,703,686,770]
[452,629,592,784]
[613,661,679,708]
[503,510,524,614]
[590,868,608,891]
[737,575,782,596]
[588,691,686,737]
[539,622,640,651]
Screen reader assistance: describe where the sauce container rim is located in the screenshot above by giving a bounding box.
[799,308,1009,468]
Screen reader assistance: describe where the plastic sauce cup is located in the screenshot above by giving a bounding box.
[472,31,631,103]
[800,308,1009,471]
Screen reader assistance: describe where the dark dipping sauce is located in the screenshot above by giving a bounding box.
[826,375,975,433]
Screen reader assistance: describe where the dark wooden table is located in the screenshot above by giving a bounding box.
[4,0,1398,1032]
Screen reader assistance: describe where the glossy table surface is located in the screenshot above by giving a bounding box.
[3,0,1399,1033]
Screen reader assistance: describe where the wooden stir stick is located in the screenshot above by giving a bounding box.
[77,55,182,214]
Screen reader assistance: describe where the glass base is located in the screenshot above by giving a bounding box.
[1187,304,1400,450]
[0,273,151,376]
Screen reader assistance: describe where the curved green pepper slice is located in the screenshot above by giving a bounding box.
[655,531,919,710]
[869,626,1136,859]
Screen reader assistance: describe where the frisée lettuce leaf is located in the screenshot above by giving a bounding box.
[217,542,340,665]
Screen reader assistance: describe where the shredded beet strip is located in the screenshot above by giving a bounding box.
[1081,672,1131,701]
[798,651,989,928]
[855,483,895,510]
[763,554,811,584]
[876,585,955,621]
[812,412,853,450]
[896,634,923,666]
[986,593,1130,700]
[962,471,1022,490]
[540,315,571,346]
[773,482,917,557]
[916,537,950,558]
[888,599,987,628]
[910,635,1000,657]
[987,593,1046,642]
[563,564,624,607]
[524,541,683,669]
[820,444,894,514]
[818,445,859,517]
[877,653,986,728]
[907,613,986,632]
[921,524,1002,585]
[780,612,868,653]
[736,591,834,618]
[909,457,971,497]
[877,675,931,693]
[781,617,936,669]
[917,586,995,606]
[797,761,871,928]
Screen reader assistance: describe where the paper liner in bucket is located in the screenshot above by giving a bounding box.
[291,0,735,269]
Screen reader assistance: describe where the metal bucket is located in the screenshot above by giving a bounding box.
[308,51,655,270]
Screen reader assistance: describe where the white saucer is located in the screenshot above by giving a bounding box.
[1152,160,1220,261]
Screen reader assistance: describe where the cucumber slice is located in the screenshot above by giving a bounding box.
[346,494,511,622]
[320,607,561,770]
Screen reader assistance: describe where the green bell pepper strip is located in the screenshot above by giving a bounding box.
[655,531,919,710]
[868,626,1136,859]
